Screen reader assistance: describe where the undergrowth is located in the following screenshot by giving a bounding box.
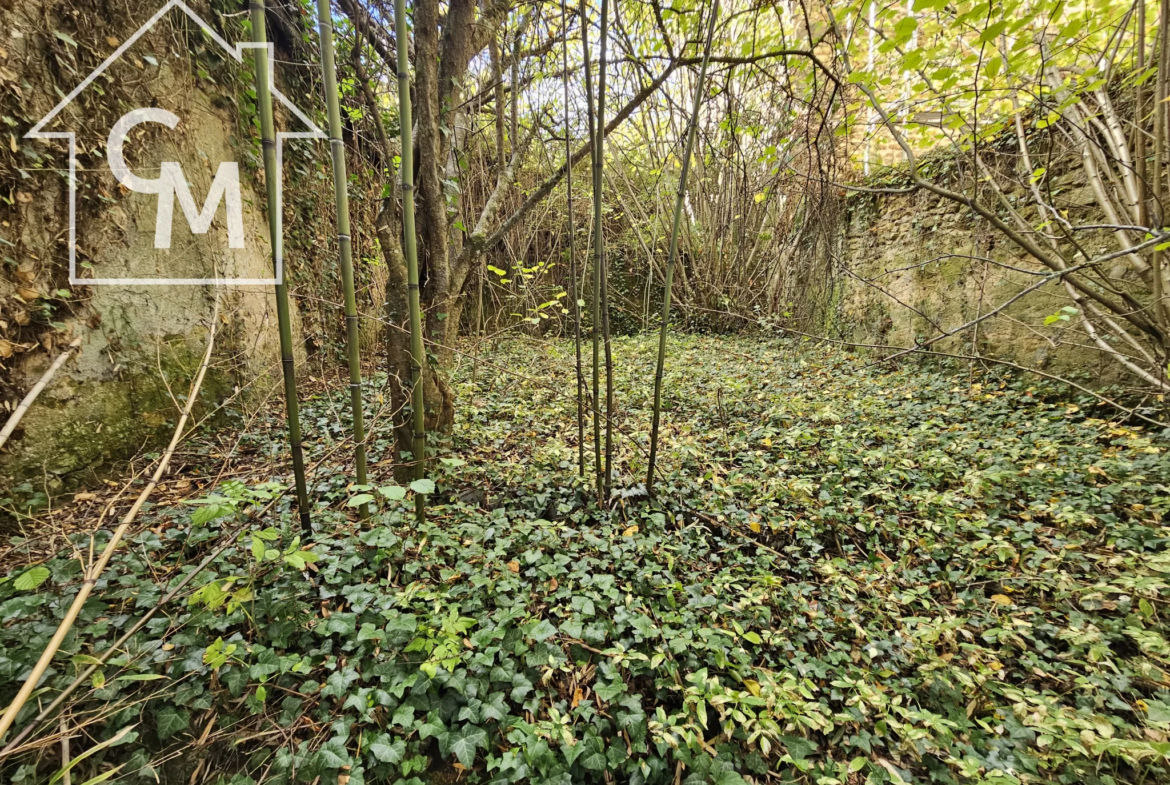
[2,334,1170,785]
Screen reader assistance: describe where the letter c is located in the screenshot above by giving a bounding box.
[107,108,181,194]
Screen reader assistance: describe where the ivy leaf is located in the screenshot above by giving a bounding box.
[579,737,607,770]
[13,567,50,592]
[322,668,359,698]
[443,724,487,768]
[369,733,405,764]
[156,706,189,741]
[392,703,415,727]
[563,740,587,765]
[595,679,625,702]
[357,623,385,643]
[378,485,407,500]
[315,738,349,769]
[418,715,446,740]
[481,692,508,722]
[510,673,533,702]
[779,735,818,762]
[320,613,356,636]
[527,619,558,642]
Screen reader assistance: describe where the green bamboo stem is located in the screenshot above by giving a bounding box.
[647,0,720,495]
[316,0,369,516]
[393,0,429,522]
[600,226,614,496]
[595,0,613,498]
[579,0,603,501]
[562,0,585,478]
[251,0,312,535]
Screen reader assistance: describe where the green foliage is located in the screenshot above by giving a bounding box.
[11,566,50,592]
[2,336,1169,784]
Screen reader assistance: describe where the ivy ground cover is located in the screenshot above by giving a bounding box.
[2,334,1170,785]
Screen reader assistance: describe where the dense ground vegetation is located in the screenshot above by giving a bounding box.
[2,336,1169,784]
[5,1,1170,782]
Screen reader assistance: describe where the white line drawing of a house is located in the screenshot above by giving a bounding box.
[25,0,325,285]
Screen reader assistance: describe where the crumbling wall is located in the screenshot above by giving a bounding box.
[0,0,321,502]
[838,164,1118,384]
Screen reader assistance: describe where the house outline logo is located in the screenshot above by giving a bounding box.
[25,0,326,286]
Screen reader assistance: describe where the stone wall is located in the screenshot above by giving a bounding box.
[0,0,320,502]
[837,167,1121,384]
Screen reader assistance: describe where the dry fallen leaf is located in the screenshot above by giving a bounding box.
[74,492,96,502]
[106,36,119,47]
[507,561,520,573]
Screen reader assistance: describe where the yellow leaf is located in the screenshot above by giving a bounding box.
[743,679,761,697]
[749,521,762,533]
[990,594,1012,606]
[622,525,639,537]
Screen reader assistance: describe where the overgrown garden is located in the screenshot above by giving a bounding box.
[2,0,1170,782]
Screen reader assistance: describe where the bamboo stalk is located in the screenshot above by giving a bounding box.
[647,0,721,494]
[393,0,429,522]
[0,297,219,742]
[562,0,585,478]
[1137,0,1147,230]
[579,0,603,501]
[594,0,613,498]
[316,0,369,516]
[600,231,614,495]
[251,0,312,536]
[0,336,83,450]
